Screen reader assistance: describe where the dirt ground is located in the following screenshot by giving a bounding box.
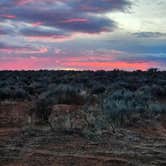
[0,119,166,166]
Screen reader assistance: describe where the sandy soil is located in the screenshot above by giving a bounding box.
[0,121,166,166]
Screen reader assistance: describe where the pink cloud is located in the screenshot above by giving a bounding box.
[62,61,156,71]
[0,47,48,54]
[15,0,34,5]
[0,53,159,71]
[0,14,16,19]
[31,21,43,27]
[2,56,53,70]
[56,54,157,71]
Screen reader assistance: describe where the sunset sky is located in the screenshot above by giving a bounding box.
[0,0,166,71]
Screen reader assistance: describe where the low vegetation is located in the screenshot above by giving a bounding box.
[0,69,166,134]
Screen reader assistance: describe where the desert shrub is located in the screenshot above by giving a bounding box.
[55,85,82,104]
[0,86,29,101]
[0,87,11,100]
[32,85,86,125]
[148,102,166,114]
[34,97,52,122]
[147,68,158,73]
[27,82,44,95]
[30,92,54,130]
[91,86,105,95]
[0,70,166,130]
[151,84,165,97]
[12,88,28,100]
[103,89,152,127]
[45,84,86,105]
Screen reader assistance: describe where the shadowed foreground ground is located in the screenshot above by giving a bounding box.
[0,122,166,166]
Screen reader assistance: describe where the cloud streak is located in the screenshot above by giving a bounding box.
[0,42,48,54]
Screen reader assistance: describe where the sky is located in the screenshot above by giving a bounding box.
[0,0,166,71]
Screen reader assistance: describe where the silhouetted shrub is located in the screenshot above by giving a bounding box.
[0,87,11,100]
[12,88,28,100]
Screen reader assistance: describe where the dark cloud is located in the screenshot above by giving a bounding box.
[16,11,116,34]
[0,42,21,49]
[20,27,69,37]
[19,26,72,41]
[15,0,131,12]
[0,25,15,35]
[0,30,8,35]
[71,0,131,13]
[0,0,130,35]
[133,32,166,38]
[0,42,28,51]
[58,16,115,33]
